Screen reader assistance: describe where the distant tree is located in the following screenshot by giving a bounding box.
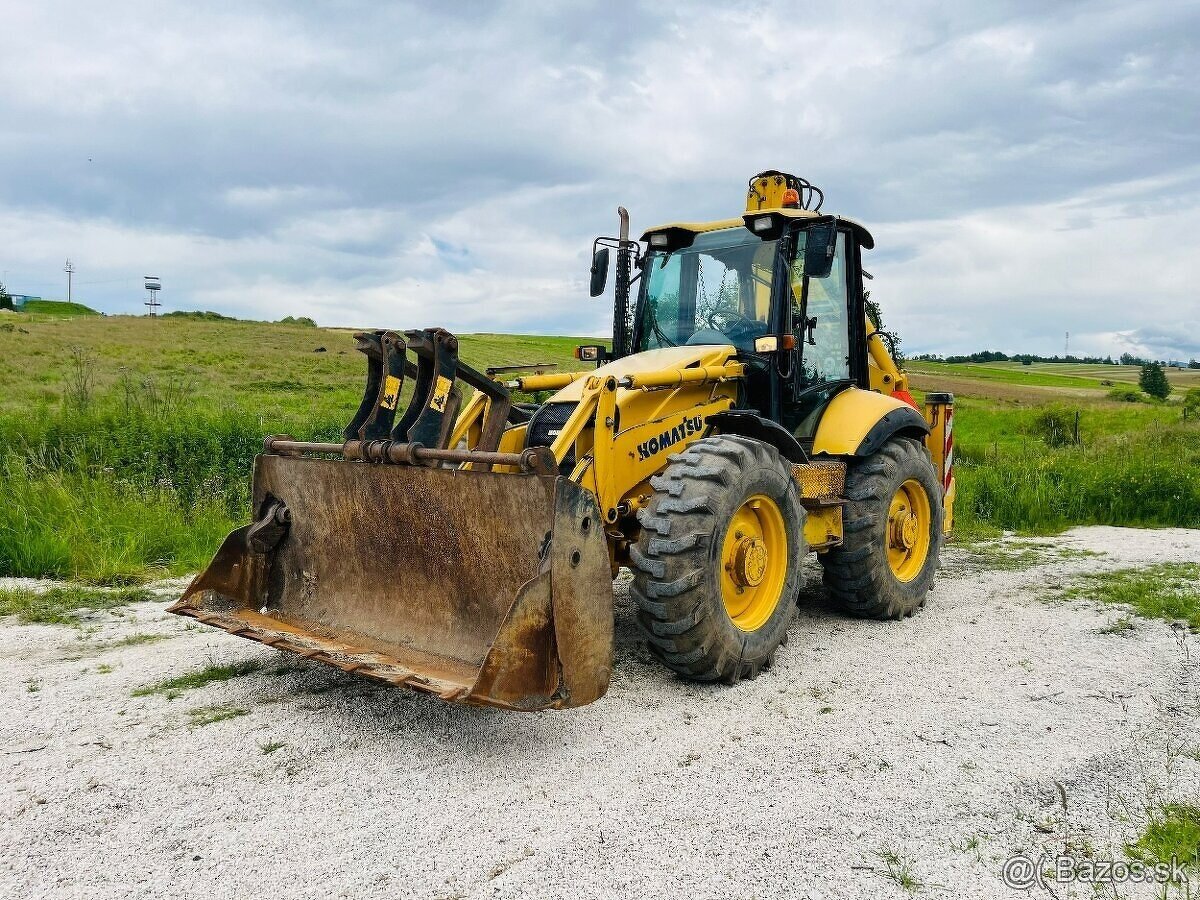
[1139,362,1171,400]
[865,297,904,364]
[1189,358,1200,370]
[0,281,12,310]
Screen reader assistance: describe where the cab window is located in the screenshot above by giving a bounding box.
[791,232,850,387]
[637,228,776,352]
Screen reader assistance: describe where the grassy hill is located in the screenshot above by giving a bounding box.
[17,299,100,317]
[0,312,585,417]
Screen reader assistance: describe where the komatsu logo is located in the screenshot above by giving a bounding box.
[636,416,705,461]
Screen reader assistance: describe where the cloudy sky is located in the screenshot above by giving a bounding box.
[2,1,1197,358]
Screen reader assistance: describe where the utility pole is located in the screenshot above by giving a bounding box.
[64,259,75,303]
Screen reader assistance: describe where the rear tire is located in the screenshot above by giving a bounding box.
[630,435,805,684]
[819,437,942,618]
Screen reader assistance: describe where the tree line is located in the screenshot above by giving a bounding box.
[911,349,1200,369]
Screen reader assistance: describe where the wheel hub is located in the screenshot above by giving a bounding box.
[886,478,933,583]
[890,509,919,550]
[730,536,768,588]
[720,494,790,632]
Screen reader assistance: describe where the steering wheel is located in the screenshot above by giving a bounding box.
[705,307,757,334]
[684,308,768,349]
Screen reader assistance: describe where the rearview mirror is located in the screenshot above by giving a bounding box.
[803,222,837,280]
[590,246,610,297]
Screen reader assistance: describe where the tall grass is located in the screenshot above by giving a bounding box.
[0,457,236,583]
[0,380,341,583]
[2,351,1198,582]
[955,420,1200,534]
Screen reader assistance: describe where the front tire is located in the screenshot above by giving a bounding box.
[819,437,942,618]
[630,435,806,684]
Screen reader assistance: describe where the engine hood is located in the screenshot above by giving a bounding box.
[548,344,737,403]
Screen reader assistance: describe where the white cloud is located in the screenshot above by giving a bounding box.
[0,0,1196,358]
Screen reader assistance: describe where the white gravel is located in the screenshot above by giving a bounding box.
[2,526,1199,900]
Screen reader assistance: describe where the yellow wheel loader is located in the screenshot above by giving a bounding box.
[171,171,956,711]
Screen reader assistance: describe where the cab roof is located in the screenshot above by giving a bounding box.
[641,208,874,250]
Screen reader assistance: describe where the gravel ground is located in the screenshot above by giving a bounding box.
[2,526,1199,900]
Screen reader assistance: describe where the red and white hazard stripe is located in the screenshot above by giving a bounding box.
[942,406,954,493]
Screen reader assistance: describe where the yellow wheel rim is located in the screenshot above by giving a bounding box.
[887,478,932,582]
[721,494,789,633]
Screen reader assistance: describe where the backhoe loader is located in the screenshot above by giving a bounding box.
[170,171,956,711]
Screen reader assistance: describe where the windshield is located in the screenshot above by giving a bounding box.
[635,228,777,352]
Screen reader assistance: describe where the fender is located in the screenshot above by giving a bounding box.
[812,386,929,457]
[707,409,808,464]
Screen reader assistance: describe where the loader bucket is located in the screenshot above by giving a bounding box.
[168,453,614,710]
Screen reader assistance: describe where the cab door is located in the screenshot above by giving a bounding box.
[783,230,854,445]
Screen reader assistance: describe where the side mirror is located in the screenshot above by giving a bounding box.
[589,246,610,297]
[574,344,609,365]
[802,222,837,280]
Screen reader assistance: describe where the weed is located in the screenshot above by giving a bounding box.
[0,584,154,625]
[1185,388,1200,421]
[1031,404,1080,447]
[877,847,922,892]
[1108,385,1145,403]
[1097,617,1137,635]
[132,659,261,697]
[950,834,982,857]
[63,347,96,411]
[188,705,249,727]
[259,740,286,755]
[95,663,115,674]
[110,632,171,648]
[1051,563,1200,631]
[1127,803,1200,878]
[25,678,41,693]
[948,539,1099,575]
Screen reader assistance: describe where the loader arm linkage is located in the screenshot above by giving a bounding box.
[169,329,743,711]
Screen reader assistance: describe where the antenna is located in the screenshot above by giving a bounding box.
[144,275,162,318]
[64,259,75,303]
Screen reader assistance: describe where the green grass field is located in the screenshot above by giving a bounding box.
[0,309,586,581]
[1,306,1197,582]
[0,311,583,418]
[910,359,1200,392]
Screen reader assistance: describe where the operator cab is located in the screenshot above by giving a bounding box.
[630,212,873,447]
